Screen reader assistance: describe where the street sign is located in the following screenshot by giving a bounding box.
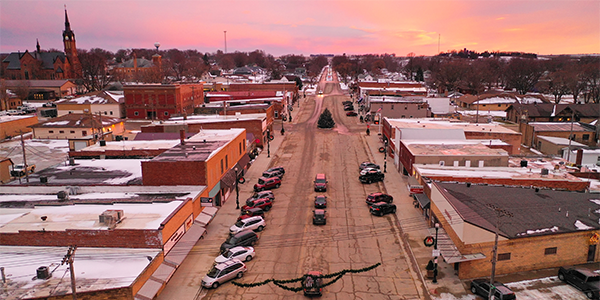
[432,250,440,257]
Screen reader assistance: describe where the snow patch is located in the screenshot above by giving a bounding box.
[574,220,593,230]
[516,226,559,236]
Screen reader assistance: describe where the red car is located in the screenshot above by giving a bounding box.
[254,177,281,191]
[346,111,358,116]
[303,271,323,296]
[241,198,273,212]
[238,208,265,221]
[366,192,393,205]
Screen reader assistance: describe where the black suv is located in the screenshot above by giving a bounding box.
[369,202,396,216]
[220,231,258,253]
[313,209,326,225]
[558,267,600,299]
[470,279,516,300]
[359,170,384,184]
[366,192,393,205]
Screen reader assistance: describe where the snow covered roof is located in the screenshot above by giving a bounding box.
[387,118,518,134]
[537,136,586,147]
[436,182,600,238]
[399,128,466,140]
[0,115,37,124]
[30,113,122,128]
[529,122,594,132]
[415,163,581,181]
[0,201,183,232]
[0,246,161,299]
[56,91,123,105]
[79,140,181,151]
[166,113,266,124]
[403,140,509,156]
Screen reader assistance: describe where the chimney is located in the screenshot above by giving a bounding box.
[179,129,186,145]
[576,149,583,166]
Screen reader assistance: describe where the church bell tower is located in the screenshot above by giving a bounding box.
[62,6,81,78]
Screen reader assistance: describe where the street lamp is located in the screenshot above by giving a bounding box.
[234,167,240,209]
[433,222,440,283]
[383,138,388,173]
[267,130,271,158]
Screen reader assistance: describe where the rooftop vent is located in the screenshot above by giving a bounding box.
[36,266,51,280]
[99,209,124,228]
[57,190,69,201]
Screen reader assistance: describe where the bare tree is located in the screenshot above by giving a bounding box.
[78,48,113,91]
[12,80,30,100]
[0,79,9,110]
[503,58,543,95]
[431,59,469,94]
[581,57,600,103]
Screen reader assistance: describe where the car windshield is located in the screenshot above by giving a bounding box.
[206,267,220,278]
[223,250,234,258]
[589,275,600,282]
[226,235,239,243]
[258,179,265,184]
[234,220,245,227]
[315,179,326,183]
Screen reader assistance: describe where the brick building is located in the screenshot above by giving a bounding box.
[358,81,427,97]
[506,103,600,124]
[0,115,39,140]
[123,83,203,120]
[1,9,81,80]
[427,182,600,279]
[55,90,124,118]
[521,122,597,149]
[30,113,124,140]
[368,96,430,119]
[2,79,77,101]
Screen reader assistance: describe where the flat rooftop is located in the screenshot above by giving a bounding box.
[5,158,146,186]
[0,201,184,232]
[0,115,37,123]
[386,118,519,134]
[0,246,161,300]
[0,185,204,207]
[403,140,509,156]
[78,140,181,151]
[414,164,582,181]
[529,122,594,132]
[166,113,266,124]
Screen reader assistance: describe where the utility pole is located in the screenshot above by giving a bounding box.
[20,131,29,183]
[224,31,227,54]
[567,109,575,162]
[62,246,78,300]
[486,204,513,299]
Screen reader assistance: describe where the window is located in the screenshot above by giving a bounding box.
[391,105,394,110]
[134,111,139,116]
[70,130,75,134]
[225,155,228,169]
[544,247,557,255]
[104,111,107,115]
[82,131,87,136]
[49,130,54,133]
[220,159,224,174]
[498,104,502,107]
[404,105,408,110]
[583,134,590,141]
[59,130,64,134]
[239,143,242,155]
[164,111,169,116]
[498,253,511,261]
[110,111,113,115]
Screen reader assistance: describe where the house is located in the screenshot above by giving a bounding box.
[0,88,22,111]
[55,90,124,118]
[1,79,77,101]
[0,115,39,140]
[427,182,599,279]
[536,136,587,156]
[506,103,600,124]
[29,113,125,140]
[456,92,547,111]
[521,122,596,148]
[359,81,427,98]
[0,9,80,80]
[0,157,13,183]
[123,83,203,120]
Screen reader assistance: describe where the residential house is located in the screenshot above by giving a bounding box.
[56,90,124,118]
[521,122,596,148]
[506,103,600,124]
[1,79,77,101]
[30,113,124,140]
[456,92,547,111]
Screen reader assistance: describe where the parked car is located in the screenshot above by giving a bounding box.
[314,173,327,192]
[346,111,358,116]
[318,90,323,95]
[359,162,380,170]
[313,209,327,225]
[254,177,281,191]
[220,231,258,253]
[303,271,324,296]
[241,198,273,212]
[247,190,275,203]
[360,167,381,176]
[230,216,266,235]
[558,267,600,299]
[238,208,265,221]
[265,166,285,175]
[366,192,393,205]
[342,101,352,106]
[10,164,36,177]
[369,202,397,216]
[470,279,516,300]
[262,170,283,180]
[359,170,384,183]
[314,195,327,208]
[343,106,354,111]
[202,259,247,289]
[215,246,255,263]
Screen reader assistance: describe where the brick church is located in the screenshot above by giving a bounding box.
[1,8,81,80]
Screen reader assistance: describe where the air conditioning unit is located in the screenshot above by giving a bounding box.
[99,209,124,227]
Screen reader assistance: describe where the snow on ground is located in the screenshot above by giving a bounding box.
[460,110,507,118]
[339,82,349,90]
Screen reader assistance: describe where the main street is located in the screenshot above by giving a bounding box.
[197,68,425,299]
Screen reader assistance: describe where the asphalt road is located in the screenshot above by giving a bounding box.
[201,69,423,299]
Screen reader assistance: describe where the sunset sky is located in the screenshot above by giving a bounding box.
[1,0,599,57]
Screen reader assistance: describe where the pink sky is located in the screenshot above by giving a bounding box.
[1,0,598,56]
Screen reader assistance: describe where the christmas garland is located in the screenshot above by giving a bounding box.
[231,262,381,292]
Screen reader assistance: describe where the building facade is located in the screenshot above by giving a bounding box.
[124,83,203,120]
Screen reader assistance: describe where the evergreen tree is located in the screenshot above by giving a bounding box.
[317,108,335,128]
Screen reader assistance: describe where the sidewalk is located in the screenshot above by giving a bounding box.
[361,131,470,299]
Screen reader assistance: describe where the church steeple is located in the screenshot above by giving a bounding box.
[36,39,41,53]
[62,5,81,78]
[64,5,71,31]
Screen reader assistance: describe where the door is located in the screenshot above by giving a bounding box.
[588,244,597,262]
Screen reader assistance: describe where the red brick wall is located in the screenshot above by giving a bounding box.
[142,160,207,186]
[0,229,162,248]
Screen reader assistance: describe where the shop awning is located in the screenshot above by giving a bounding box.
[413,193,430,209]
[164,223,206,267]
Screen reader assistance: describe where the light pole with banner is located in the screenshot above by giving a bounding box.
[433,222,440,283]
[234,167,240,209]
